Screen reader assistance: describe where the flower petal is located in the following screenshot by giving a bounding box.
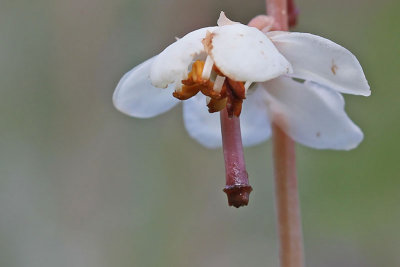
[183,91,271,148]
[217,11,239,26]
[268,31,370,96]
[150,27,217,89]
[260,77,364,150]
[240,88,272,146]
[183,94,222,148]
[210,24,292,82]
[113,57,180,118]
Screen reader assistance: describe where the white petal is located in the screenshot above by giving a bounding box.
[240,88,272,146]
[260,77,364,150]
[113,57,180,118]
[217,11,239,26]
[210,24,292,82]
[182,92,271,148]
[268,31,370,96]
[150,27,217,89]
[183,94,222,148]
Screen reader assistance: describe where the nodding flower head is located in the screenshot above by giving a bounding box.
[113,12,370,150]
[149,13,292,117]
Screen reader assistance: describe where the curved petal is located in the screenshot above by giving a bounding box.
[260,77,364,150]
[210,24,292,82]
[183,91,271,148]
[113,57,180,118]
[217,11,239,26]
[183,94,222,148]
[240,88,272,146]
[150,27,217,88]
[268,31,370,96]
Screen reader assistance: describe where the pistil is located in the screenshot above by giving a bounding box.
[220,109,252,207]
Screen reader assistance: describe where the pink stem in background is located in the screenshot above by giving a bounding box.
[220,109,252,208]
[266,0,304,266]
[288,0,299,28]
[266,0,289,31]
[272,123,304,267]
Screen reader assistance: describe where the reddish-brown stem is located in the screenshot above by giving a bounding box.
[220,109,252,208]
[266,0,289,30]
[272,124,304,267]
[288,0,299,28]
[266,0,304,266]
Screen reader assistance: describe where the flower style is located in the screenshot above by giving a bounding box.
[113,12,370,150]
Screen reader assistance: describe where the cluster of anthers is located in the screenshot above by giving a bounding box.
[173,32,249,117]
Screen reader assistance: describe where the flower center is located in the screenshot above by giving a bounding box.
[172,59,247,117]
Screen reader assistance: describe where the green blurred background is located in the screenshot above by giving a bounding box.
[1,0,399,266]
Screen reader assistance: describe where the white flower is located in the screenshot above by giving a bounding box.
[113,12,370,150]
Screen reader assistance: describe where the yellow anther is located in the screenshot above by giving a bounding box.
[191,61,205,82]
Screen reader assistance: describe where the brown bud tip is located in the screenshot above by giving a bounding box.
[223,185,253,208]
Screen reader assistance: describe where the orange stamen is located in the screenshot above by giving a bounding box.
[207,97,228,113]
[173,84,201,100]
[226,86,243,117]
[173,60,247,117]
[227,79,246,100]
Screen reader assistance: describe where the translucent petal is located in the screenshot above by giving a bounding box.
[182,94,222,148]
[182,92,271,148]
[261,77,364,150]
[217,11,239,26]
[210,24,292,82]
[113,57,180,118]
[268,31,370,96]
[240,88,272,146]
[150,27,217,88]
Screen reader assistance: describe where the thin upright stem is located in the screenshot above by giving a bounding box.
[287,0,299,27]
[266,0,289,31]
[266,0,304,266]
[272,124,304,267]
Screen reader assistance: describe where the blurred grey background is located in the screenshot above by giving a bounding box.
[1,0,399,266]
